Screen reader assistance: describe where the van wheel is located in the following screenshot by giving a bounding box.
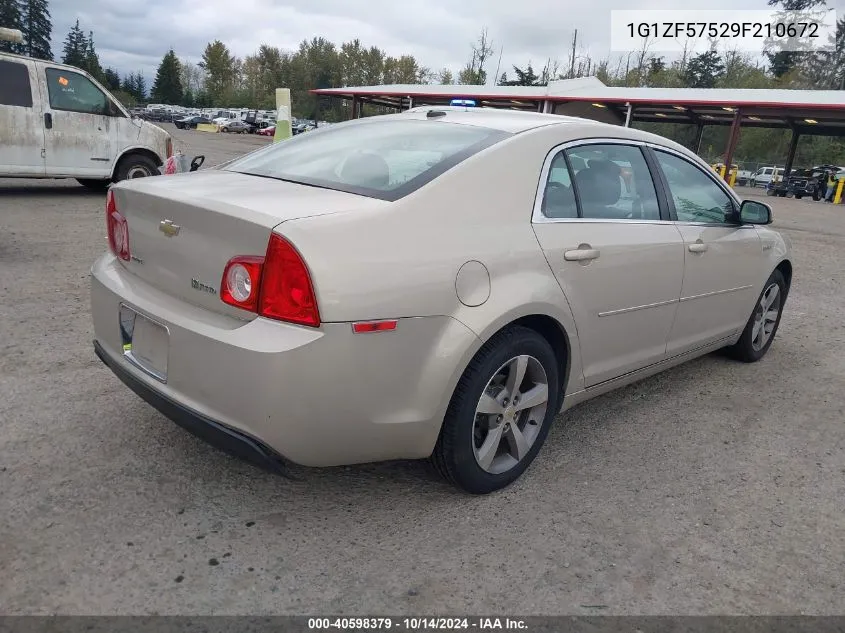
[76,178,111,191]
[115,154,158,181]
[431,326,559,494]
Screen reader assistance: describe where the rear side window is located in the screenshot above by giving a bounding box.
[45,67,109,115]
[540,151,578,218]
[566,144,661,220]
[0,60,34,107]
[224,119,510,201]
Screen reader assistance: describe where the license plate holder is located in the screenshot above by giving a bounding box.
[119,304,169,382]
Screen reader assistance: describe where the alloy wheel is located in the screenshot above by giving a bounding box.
[472,355,550,474]
[751,282,781,351]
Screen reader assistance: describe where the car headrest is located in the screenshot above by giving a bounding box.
[340,152,390,189]
[575,165,621,207]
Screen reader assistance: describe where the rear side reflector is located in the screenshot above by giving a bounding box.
[352,320,398,333]
[106,189,130,261]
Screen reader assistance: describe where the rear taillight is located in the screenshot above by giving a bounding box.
[220,233,320,327]
[106,189,130,261]
[220,256,264,312]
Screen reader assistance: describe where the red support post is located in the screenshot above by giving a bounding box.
[722,109,742,182]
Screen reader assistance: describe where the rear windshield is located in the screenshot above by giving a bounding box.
[223,118,510,201]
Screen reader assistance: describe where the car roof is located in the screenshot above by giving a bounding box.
[397,106,696,156]
[401,106,600,133]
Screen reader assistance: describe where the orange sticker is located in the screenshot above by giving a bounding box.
[58,76,68,86]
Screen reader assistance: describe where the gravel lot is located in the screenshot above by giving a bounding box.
[2,124,844,615]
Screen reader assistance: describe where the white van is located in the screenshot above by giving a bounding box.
[0,52,172,190]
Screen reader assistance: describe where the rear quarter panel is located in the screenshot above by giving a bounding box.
[279,124,638,397]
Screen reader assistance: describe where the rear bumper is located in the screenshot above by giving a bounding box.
[90,253,480,467]
[94,339,289,474]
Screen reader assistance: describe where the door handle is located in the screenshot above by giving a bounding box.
[44,112,52,129]
[688,242,708,253]
[564,248,600,261]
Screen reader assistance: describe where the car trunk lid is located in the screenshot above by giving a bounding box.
[111,169,385,318]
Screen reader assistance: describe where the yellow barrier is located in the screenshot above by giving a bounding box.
[196,123,219,133]
[719,165,727,179]
[729,170,737,187]
[835,178,844,205]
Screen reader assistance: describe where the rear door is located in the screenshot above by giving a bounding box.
[40,65,118,178]
[532,141,685,387]
[650,148,763,356]
[0,58,45,176]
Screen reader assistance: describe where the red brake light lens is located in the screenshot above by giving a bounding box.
[258,234,320,327]
[220,256,264,311]
[106,189,130,261]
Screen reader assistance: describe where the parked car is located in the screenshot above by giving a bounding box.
[91,107,791,494]
[750,166,784,188]
[221,120,251,134]
[174,115,211,130]
[256,125,275,136]
[0,51,172,189]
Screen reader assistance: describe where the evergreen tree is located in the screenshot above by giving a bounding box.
[0,0,24,54]
[122,72,146,101]
[60,19,86,67]
[135,72,146,100]
[103,67,121,91]
[84,30,103,81]
[151,49,183,104]
[684,50,725,88]
[19,0,52,60]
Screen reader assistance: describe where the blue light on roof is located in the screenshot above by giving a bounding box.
[450,99,476,107]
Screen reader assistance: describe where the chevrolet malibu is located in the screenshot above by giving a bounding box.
[91,107,791,494]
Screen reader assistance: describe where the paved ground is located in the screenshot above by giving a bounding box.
[1,126,844,615]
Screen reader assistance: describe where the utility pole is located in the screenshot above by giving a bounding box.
[569,29,577,78]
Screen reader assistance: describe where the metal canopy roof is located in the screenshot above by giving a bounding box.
[311,77,845,136]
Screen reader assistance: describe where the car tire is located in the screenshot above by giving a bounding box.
[725,269,787,363]
[795,194,803,199]
[431,325,560,494]
[115,153,158,182]
[76,178,111,191]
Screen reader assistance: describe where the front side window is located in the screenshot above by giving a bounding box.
[224,119,510,201]
[45,68,110,116]
[654,150,736,224]
[0,60,34,107]
[565,144,661,220]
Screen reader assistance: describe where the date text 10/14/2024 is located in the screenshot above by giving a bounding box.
[308,618,528,630]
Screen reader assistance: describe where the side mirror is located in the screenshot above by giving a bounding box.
[740,199,772,225]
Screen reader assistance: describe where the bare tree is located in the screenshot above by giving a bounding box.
[458,28,495,84]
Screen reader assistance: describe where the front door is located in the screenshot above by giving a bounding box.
[41,66,117,178]
[0,58,45,176]
[532,142,685,387]
[651,149,764,356]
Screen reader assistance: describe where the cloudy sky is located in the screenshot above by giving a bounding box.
[51,0,844,84]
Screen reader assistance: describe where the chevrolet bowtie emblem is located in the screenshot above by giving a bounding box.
[159,219,181,237]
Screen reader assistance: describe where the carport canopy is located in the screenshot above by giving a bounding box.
[312,77,845,180]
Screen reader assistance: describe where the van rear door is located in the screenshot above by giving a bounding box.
[0,57,46,176]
